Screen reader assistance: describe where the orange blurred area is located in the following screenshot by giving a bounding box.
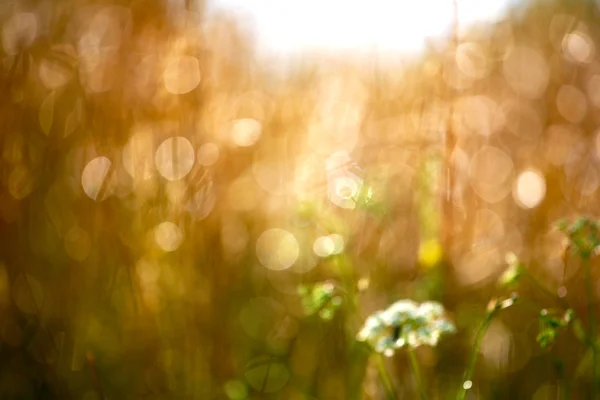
[1,0,600,398]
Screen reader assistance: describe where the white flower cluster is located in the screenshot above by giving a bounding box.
[357,300,456,357]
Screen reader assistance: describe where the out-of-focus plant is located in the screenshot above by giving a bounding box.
[298,281,344,321]
[357,300,455,399]
[537,308,575,349]
[557,217,600,397]
[296,215,600,399]
[356,300,456,356]
[456,293,518,400]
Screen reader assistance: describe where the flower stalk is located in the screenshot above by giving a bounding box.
[408,347,427,400]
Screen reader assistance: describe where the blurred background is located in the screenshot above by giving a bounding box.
[1,0,600,398]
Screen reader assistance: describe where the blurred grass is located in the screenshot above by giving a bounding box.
[2,0,600,398]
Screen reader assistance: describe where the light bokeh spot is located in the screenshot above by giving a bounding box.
[503,46,549,99]
[224,380,248,400]
[503,100,542,140]
[154,222,183,252]
[123,127,155,181]
[454,95,504,137]
[544,124,582,166]
[155,136,195,181]
[562,31,594,64]
[480,320,512,371]
[163,56,201,94]
[231,118,262,147]
[329,234,345,254]
[514,169,546,209]
[455,42,489,79]
[81,156,111,201]
[326,153,363,209]
[313,236,335,258]
[469,146,514,203]
[2,13,37,55]
[556,85,587,123]
[244,356,289,393]
[256,228,299,271]
[39,59,72,89]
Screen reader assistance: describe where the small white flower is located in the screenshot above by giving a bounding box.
[357,298,456,354]
[418,301,444,319]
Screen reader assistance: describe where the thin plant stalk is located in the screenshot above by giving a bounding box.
[584,255,598,398]
[408,347,427,400]
[456,308,496,400]
[554,358,569,400]
[375,354,397,400]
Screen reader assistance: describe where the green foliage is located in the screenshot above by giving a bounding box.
[536,309,574,349]
[498,252,523,288]
[556,216,600,259]
[298,282,344,321]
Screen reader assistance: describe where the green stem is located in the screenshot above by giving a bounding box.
[554,357,569,400]
[456,309,496,400]
[408,347,427,400]
[584,256,598,399]
[375,355,397,400]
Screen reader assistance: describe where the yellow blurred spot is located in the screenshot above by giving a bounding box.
[503,46,549,99]
[81,156,111,201]
[469,146,513,203]
[556,85,587,123]
[2,13,37,55]
[329,234,345,254]
[256,228,299,271]
[123,127,155,181]
[154,222,183,252]
[154,136,195,181]
[513,169,546,209]
[313,236,334,257]
[163,56,201,94]
[230,118,262,147]
[357,277,370,292]
[562,31,594,64]
[39,59,71,89]
[418,239,443,268]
